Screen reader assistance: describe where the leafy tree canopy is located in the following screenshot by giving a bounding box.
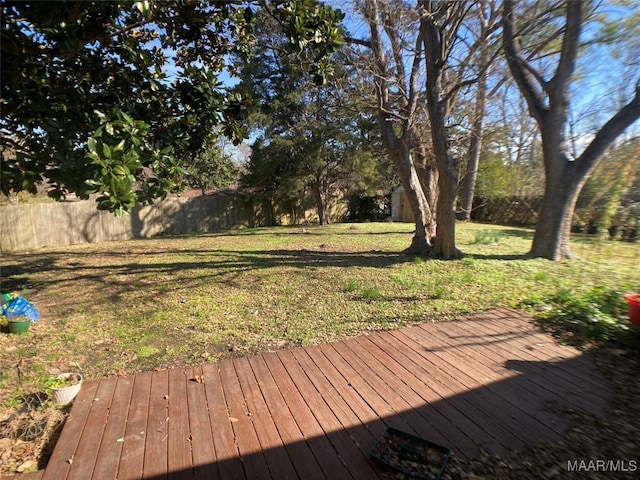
[185,137,241,193]
[1,0,344,215]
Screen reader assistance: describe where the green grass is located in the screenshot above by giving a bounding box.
[0,222,637,408]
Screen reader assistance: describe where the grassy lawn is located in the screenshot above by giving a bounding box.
[1,222,637,409]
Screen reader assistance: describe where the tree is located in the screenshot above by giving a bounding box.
[457,0,498,221]
[356,0,436,254]
[238,10,383,225]
[241,136,305,225]
[1,0,344,215]
[353,0,499,258]
[502,0,640,259]
[186,138,241,193]
[577,138,640,239]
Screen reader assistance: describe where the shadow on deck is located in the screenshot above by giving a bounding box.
[9,309,611,480]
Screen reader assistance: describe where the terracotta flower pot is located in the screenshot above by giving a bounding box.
[624,293,640,326]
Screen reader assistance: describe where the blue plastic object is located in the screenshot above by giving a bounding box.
[1,296,40,322]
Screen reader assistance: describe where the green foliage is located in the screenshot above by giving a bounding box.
[135,345,160,358]
[237,10,388,223]
[342,280,358,293]
[521,287,638,347]
[576,139,640,240]
[359,287,382,302]
[41,373,81,396]
[186,139,240,192]
[472,229,503,245]
[475,127,544,199]
[0,0,344,214]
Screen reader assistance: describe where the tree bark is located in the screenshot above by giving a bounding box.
[387,135,435,254]
[528,156,583,260]
[414,140,438,241]
[313,175,329,225]
[503,0,640,260]
[458,51,489,221]
[363,0,436,255]
[420,2,463,259]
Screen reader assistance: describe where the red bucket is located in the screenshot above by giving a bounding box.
[624,294,640,326]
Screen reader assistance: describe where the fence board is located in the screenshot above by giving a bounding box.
[1,193,349,252]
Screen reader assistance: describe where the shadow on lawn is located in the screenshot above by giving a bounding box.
[0,248,414,305]
[0,246,536,306]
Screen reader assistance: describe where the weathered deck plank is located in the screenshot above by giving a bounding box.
[116,372,152,480]
[142,369,169,478]
[92,376,135,480]
[246,355,326,480]
[218,359,271,479]
[233,357,299,480]
[30,309,612,480]
[41,380,100,480]
[185,366,219,480]
[167,368,193,480]
[200,363,244,480]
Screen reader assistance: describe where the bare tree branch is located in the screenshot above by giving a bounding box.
[550,1,582,92]
[502,0,546,122]
[576,79,640,176]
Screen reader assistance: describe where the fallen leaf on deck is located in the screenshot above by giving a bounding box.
[228,417,239,423]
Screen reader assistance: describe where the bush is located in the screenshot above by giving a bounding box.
[520,287,639,348]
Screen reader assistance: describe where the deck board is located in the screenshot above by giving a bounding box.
[425,320,571,433]
[233,357,299,480]
[167,368,193,480]
[400,323,561,442]
[142,369,169,479]
[31,309,612,480]
[263,351,352,480]
[246,355,326,480]
[200,364,244,480]
[92,376,134,480]
[67,377,117,480]
[115,372,151,480]
[40,380,99,480]
[218,360,271,479]
[185,366,219,480]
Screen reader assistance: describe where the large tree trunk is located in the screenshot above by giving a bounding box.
[421,3,463,259]
[503,0,640,260]
[388,138,436,254]
[363,0,436,255]
[433,156,460,258]
[529,161,583,260]
[458,63,488,221]
[415,142,439,233]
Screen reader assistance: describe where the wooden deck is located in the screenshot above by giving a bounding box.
[6,309,612,479]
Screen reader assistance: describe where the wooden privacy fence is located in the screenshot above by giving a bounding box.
[392,191,543,226]
[0,192,252,252]
[0,191,349,252]
[471,197,542,226]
